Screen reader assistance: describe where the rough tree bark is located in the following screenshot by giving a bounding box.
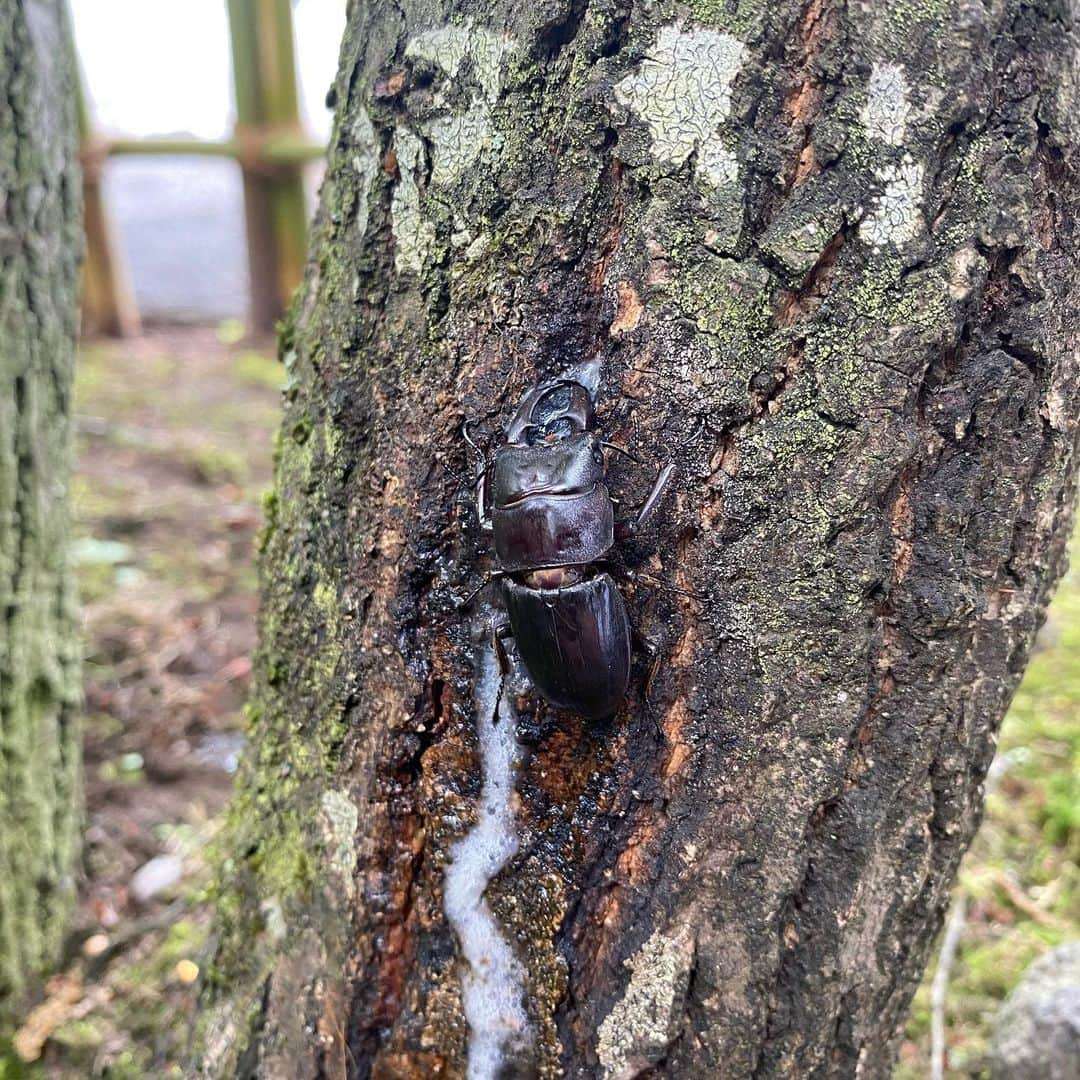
[0,0,83,1014]
[196,0,1079,1076]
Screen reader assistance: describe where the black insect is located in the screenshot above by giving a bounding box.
[469,358,673,720]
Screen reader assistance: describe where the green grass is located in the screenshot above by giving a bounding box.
[233,349,286,391]
[898,549,1080,1077]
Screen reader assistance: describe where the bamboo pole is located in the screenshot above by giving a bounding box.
[227,0,310,335]
[70,0,320,336]
[72,23,141,338]
[105,134,324,164]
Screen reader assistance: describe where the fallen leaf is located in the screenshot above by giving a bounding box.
[13,969,83,1062]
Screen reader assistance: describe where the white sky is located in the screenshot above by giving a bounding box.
[70,0,346,142]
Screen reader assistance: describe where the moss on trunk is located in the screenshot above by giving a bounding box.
[0,0,84,1016]
[197,0,1080,1075]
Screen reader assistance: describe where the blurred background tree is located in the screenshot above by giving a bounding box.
[0,0,84,1017]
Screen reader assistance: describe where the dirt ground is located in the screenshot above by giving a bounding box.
[11,327,281,1078]
[8,328,1076,1078]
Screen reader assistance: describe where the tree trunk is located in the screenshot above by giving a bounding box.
[196,1,1079,1076]
[0,0,83,1014]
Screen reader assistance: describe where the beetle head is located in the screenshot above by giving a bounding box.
[506,357,603,445]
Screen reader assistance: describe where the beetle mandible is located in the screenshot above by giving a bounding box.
[470,357,674,720]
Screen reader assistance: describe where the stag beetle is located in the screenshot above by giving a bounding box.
[469,357,674,720]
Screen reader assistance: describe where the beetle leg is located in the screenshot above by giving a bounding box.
[491,621,513,724]
[639,639,667,742]
[643,641,664,699]
[616,462,676,539]
[463,418,495,531]
[601,440,646,466]
[461,418,484,454]
[458,570,504,610]
[491,621,512,672]
[474,465,493,531]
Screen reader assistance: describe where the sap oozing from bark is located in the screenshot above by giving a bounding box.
[443,645,530,1079]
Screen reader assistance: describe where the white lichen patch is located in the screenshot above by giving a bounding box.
[697,139,740,186]
[859,156,925,249]
[405,25,514,104]
[443,646,530,1080]
[860,62,912,147]
[391,22,517,245]
[857,62,926,251]
[468,31,516,102]
[390,129,436,274]
[428,102,499,187]
[319,789,359,893]
[350,107,379,239]
[405,24,515,185]
[613,24,746,187]
[406,25,471,81]
[597,926,696,1079]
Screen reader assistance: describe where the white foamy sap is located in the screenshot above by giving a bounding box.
[443,646,531,1079]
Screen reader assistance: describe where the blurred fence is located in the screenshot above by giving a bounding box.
[74,0,326,336]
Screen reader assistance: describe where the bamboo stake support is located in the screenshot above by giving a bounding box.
[105,134,324,164]
[227,0,310,335]
[73,23,141,338]
[68,0,323,336]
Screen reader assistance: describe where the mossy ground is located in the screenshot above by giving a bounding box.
[3,328,1074,1075]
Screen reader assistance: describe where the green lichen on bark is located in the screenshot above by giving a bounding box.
[0,0,83,1015]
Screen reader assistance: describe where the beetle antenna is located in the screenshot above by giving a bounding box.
[678,415,717,449]
[604,561,706,608]
[634,569,705,606]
